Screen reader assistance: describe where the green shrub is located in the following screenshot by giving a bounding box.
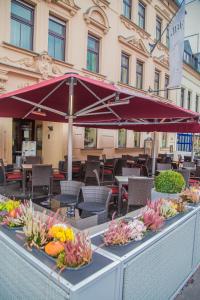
[155,170,185,194]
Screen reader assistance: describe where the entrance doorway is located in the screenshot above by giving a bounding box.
[12,119,35,163]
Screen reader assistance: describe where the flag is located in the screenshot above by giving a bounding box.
[168,1,185,88]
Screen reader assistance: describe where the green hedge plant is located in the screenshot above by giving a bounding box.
[155,170,185,194]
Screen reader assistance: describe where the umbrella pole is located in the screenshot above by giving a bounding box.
[67,77,74,181]
[191,133,195,161]
[152,131,157,176]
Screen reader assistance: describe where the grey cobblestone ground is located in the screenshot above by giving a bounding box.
[175,267,200,300]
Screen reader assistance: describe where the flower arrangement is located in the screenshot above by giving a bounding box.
[2,201,32,228]
[155,170,185,194]
[56,232,92,269]
[23,208,61,249]
[180,187,200,204]
[0,199,21,223]
[0,199,20,212]
[48,224,74,243]
[142,209,164,231]
[103,218,146,246]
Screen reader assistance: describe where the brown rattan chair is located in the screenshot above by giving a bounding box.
[102,158,118,182]
[0,158,22,186]
[126,177,154,213]
[31,164,52,198]
[77,186,112,224]
[84,161,101,185]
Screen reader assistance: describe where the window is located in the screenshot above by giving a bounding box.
[196,95,199,112]
[48,16,66,61]
[136,60,143,90]
[11,0,34,50]
[166,27,169,48]
[87,34,100,73]
[84,128,97,148]
[138,2,145,30]
[161,133,167,148]
[156,16,162,41]
[181,87,185,107]
[177,133,192,152]
[134,132,140,147]
[123,0,132,19]
[164,75,169,99]
[154,69,160,95]
[118,129,126,148]
[121,53,129,84]
[188,91,191,110]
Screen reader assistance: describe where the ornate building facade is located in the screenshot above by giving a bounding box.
[0,0,199,165]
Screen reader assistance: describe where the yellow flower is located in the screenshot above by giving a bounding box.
[48,225,74,242]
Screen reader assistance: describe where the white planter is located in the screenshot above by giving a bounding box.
[151,188,179,201]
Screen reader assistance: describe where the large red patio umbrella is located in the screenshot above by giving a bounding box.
[0,73,199,178]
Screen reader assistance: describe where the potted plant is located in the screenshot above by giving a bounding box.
[152,170,185,200]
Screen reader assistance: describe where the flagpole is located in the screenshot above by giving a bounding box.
[150,0,185,56]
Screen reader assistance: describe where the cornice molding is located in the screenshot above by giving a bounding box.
[120,15,151,40]
[153,55,169,69]
[118,35,150,58]
[92,0,110,9]
[84,6,110,34]
[82,68,107,80]
[154,4,170,21]
[46,0,80,16]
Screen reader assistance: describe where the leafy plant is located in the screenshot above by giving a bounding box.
[56,232,92,269]
[155,170,185,194]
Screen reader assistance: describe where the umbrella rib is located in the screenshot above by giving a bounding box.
[11,96,67,117]
[77,101,129,117]
[22,79,66,119]
[76,79,122,120]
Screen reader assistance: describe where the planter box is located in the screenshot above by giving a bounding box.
[92,207,200,300]
[151,188,179,201]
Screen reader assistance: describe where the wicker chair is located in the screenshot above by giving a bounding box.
[53,180,85,216]
[122,167,140,176]
[77,186,112,224]
[126,177,153,213]
[189,166,200,186]
[157,163,172,171]
[183,161,195,168]
[102,158,118,182]
[115,158,128,176]
[184,156,192,162]
[84,161,100,185]
[176,169,190,188]
[0,158,22,186]
[31,164,52,198]
[24,156,42,164]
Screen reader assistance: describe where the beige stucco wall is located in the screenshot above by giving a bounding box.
[0,0,199,165]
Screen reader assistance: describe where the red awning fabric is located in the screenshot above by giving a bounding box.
[75,121,200,133]
[0,73,199,132]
